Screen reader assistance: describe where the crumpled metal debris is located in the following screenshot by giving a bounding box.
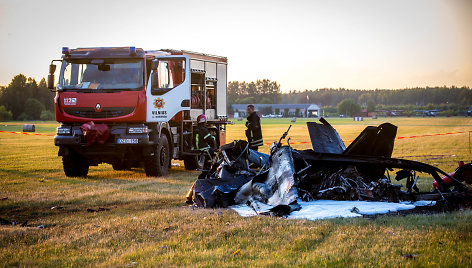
[299,166,400,202]
[186,140,255,208]
[186,118,472,217]
[234,144,301,216]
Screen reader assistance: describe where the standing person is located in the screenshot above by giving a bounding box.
[245,104,263,151]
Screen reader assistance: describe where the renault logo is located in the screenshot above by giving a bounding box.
[95,103,102,112]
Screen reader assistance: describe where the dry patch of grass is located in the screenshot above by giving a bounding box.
[0,118,472,266]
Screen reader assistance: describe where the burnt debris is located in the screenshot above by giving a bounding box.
[186,118,472,217]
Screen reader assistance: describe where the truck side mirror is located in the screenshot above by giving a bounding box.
[47,64,56,89]
[49,64,56,74]
[47,74,55,89]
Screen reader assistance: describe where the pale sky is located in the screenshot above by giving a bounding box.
[0,0,471,91]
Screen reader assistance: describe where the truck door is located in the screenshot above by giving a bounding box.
[146,55,191,122]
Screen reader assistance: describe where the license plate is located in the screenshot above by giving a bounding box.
[117,138,139,144]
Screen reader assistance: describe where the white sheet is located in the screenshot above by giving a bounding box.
[231,200,435,221]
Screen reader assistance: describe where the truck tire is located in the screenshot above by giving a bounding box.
[62,149,89,177]
[144,135,170,177]
[183,153,206,170]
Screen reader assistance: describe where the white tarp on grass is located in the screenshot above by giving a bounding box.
[231,200,435,221]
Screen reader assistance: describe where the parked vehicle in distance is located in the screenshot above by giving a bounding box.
[466,105,472,117]
[414,109,441,117]
[261,114,282,118]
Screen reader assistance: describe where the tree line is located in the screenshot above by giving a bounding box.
[228,80,472,116]
[229,82,472,107]
[282,87,472,107]
[0,74,55,121]
[283,86,472,116]
[228,79,281,104]
[1,73,471,121]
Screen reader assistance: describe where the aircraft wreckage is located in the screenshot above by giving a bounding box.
[186,118,472,217]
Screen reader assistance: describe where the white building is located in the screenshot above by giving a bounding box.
[231,104,321,118]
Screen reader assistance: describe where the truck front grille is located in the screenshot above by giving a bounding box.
[63,107,134,119]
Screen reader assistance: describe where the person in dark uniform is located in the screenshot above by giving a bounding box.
[245,104,263,151]
[195,114,216,154]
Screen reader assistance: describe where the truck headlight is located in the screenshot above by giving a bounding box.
[128,126,148,134]
[57,127,71,135]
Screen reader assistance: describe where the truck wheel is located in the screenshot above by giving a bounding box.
[183,153,206,170]
[144,135,170,177]
[62,149,89,177]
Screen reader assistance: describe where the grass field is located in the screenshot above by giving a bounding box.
[1,117,472,266]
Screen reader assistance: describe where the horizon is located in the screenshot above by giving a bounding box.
[1,0,471,91]
[2,73,470,92]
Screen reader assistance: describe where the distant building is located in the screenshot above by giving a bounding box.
[359,109,377,117]
[231,104,321,118]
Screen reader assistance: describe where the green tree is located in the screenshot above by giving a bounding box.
[0,105,13,121]
[40,110,55,121]
[24,98,45,120]
[0,74,55,120]
[37,78,55,111]
[338,99,361,117]
[17,113,31,121]
[247,82,257,96]
[278,86,472,108]
[236,96,256,104]
[227,79,280,105]
[0,74,28,119]
[259,97,273,104]
[367,100,376,112]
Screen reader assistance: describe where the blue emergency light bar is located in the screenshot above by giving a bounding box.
[62,47,69,55]
[129,46,136,56]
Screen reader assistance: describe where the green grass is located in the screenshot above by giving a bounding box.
[1,117,472,267]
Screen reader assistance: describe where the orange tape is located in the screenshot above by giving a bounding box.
[0,130,54,137]
[264,131,465,146]
[1,130,465,144]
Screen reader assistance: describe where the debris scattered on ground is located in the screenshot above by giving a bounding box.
[86,207,111,213]
[0,217,12,225]
[402,254,420,259]
[232,249,242,256]
[186,118,472,220]
[35,224,55,229]
[51,206,64,210]
[0,217,29,227]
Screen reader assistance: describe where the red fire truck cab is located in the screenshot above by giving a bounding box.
[48,47,228,177]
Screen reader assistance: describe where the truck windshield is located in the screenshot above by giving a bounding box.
[59,59,144,90]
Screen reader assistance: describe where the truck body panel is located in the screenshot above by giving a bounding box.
[51,47,228,177]
[56,91,146,123]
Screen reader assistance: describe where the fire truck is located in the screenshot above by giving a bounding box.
[47,47,228,177]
